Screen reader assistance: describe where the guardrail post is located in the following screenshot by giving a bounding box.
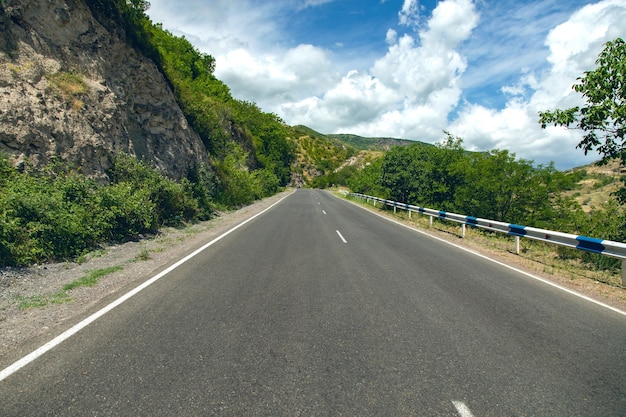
[408,210,412,220]
[429,216,433,227]
[462,224,466,238]
[514,236,520,255]
[622,260,625,286]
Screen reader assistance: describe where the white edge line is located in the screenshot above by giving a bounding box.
[343,196,626,317]
[452,401,475,417]
[0,190,296,383]
[336,230,347,243]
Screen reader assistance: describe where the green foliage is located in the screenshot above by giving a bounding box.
[454,150,538,222]
[0,163,102,265]
[539,38,626,203]
[311,165,359,189]
[108,154,201,226]
[291,125,355,185]
[142,15,295,191]
[233,101,295,185]
[344,133,626,272]
[212,143,278,207]
[346,158,388,198]
[556,200,626,272]
[3,1,297,267]
[345,133,581,226]
[86,0,294,201]
[63,266,124,291]
[185,163,218,220]
[379,134,465,211]
[0,154,215,267]
[327,132,419,151]
[92,182,157,241]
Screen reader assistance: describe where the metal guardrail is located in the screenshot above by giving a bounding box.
[349,193,626,285]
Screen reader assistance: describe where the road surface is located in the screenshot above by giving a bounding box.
[1,189,625,416]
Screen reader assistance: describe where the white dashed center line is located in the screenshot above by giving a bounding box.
[452,401,475,417]
[336,230,347,243]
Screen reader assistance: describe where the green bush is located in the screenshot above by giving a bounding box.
[0,153,217,267]
[91,183,157,241]
[108,154,202,226]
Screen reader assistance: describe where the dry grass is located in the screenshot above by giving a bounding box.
[47,71,88,110]
[566,159,624,212]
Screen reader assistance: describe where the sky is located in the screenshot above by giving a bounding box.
[146,0,626,170]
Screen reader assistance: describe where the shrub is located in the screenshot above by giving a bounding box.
[0,153,217,266]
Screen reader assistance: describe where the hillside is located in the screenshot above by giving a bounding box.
[0,0,207,180]
[289,125,355,185]
[289,126,434,186]
[327,133,421,151]
[566,159,625,212]
[0,0,295,266]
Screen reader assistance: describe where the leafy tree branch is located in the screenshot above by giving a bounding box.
[539,38,626,203]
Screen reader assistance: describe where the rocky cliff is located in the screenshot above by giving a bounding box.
[0,0,208,180]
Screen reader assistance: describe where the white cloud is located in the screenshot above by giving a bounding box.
[281,70,399,131]
[386,29,398,45]
[422,0,479,47]
[217,44,337,106]
[299,0,335,9]
[147,0,284,56]
[449,0,626,168]
[280,0,479,142]
[399,0,421,27]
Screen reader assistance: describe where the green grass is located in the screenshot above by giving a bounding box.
[133,249,151,262]
[47,71,88,97]
[76,249,107,265]
[16,265,124,310]
[16,291,73,310]
[63,266,123,291]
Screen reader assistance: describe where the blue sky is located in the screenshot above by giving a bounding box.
[146,0,626,169]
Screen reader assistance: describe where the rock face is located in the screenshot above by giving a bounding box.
[0,0,208,180]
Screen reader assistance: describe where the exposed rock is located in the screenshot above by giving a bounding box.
[0,0,208,180]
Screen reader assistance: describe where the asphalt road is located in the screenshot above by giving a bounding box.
[1,189,625,416]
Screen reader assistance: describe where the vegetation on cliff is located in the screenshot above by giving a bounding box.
[86,0,295,196]
[0,154,214,266]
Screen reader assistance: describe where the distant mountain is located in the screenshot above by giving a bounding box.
[289,126,355,186]
[326,133,427,151]
[289,126,434,186]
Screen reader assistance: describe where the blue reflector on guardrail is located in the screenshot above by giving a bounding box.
[576,236,605,254]
[509,224,527,236]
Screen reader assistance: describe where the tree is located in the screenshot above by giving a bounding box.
[539,38,626,203]
[378,139,465,210]
[452,150,535,222]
